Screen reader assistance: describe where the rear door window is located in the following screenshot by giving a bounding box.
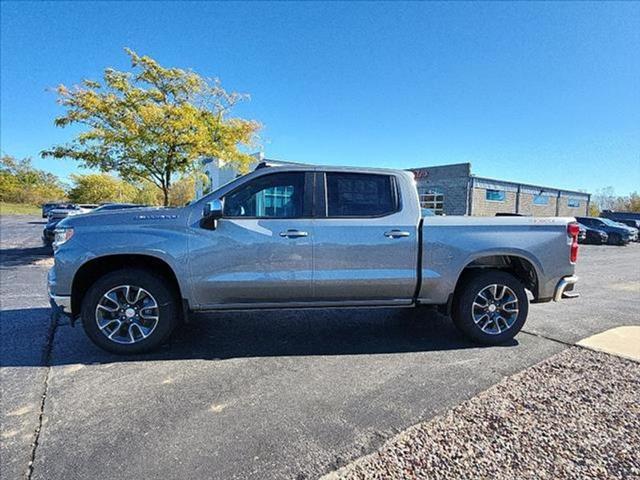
[325,172,397,217]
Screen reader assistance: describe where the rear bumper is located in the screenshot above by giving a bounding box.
[553,275,579,302]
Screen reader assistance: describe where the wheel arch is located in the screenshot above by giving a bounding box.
[71,254,184,318]
[450,253,541,308]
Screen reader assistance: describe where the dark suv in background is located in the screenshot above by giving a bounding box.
[578,224,608,245]
[576,217,635,245]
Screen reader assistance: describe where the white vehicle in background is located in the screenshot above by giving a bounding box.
[43,204,98,245]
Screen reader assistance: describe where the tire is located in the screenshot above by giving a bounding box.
[81,268,179,354]
[452,270,529,345]
[608,233,622,246]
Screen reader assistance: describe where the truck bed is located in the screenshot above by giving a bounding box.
[418,216,576,304]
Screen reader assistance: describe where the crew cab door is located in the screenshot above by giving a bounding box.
[312,171,419,304]
[189,171,314,307]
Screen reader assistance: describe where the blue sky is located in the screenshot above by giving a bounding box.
[1,1,639,194]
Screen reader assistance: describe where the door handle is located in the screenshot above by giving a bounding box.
[280,229,309,238]
[384,230,410,239]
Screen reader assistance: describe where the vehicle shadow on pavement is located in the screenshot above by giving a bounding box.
[0,245,52,267]
[1,307,517,367]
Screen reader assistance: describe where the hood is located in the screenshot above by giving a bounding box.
[604,227,632,238]
[58,206,187,229]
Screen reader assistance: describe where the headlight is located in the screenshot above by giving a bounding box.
[53,227,74,249]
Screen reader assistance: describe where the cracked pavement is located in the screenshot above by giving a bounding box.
[1,214,639,479]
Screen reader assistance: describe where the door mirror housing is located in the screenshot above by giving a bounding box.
[201,199,223,229]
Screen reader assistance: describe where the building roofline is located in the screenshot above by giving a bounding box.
[407,162,471,171]
[471,175,590,197]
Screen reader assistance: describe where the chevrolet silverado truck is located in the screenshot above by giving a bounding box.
[48,163,580,354]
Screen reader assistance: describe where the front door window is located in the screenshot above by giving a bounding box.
[224,172,305,218]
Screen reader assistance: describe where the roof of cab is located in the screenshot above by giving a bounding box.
[254,160,406,176]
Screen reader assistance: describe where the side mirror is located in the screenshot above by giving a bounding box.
[201,199,223,229]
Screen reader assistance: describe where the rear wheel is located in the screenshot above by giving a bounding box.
[81,269,179,354]
[452,270,528,345]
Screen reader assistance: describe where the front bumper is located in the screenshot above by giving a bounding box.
[49,293,72,318]
[48,267,72,319]
[553,275,579,302]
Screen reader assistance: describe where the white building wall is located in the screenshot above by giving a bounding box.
[196,152,263,199]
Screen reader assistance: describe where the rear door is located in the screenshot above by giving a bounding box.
[312,171,419,304]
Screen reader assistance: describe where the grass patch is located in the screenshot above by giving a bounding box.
[0,202,41,215]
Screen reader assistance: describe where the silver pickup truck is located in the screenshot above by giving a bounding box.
[48,163,580,354]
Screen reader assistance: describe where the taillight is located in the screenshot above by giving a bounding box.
[568,222,579,263]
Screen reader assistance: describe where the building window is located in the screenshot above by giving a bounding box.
[568,198,581,208]
[533,194,549,205]
[485,189,505,202]
[419,191,444,215]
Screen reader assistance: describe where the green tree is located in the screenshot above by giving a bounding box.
[627,192,640,212]
[132,179,163,206]
[43,49,260,206]
[67,173,138,204]
[165,171,208,206]
[0,155,66,204]
[592,187,640,214]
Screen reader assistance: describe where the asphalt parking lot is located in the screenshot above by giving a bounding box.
[1,214,639,480]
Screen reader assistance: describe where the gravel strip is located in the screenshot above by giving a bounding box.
[324,348,640,480]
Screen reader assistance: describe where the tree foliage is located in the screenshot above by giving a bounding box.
[42,49,260,206]
[0,155,66,205]
[591,187,640,214]
[166,172,209,207]
[67,173,138,204]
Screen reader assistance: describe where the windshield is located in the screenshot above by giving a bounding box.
[193,170,254,206]
[601,218,625,227]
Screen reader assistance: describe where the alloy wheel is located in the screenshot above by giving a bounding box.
[471,284,519,335]
[95,285,160,345]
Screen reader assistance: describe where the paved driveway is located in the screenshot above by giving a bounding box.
[1,215,638,479]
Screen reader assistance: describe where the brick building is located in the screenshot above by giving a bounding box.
[410,163,590,217]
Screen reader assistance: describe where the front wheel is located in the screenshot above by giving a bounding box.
[452,270,529,345]
[608,233,624,246]
[81,269,179,354]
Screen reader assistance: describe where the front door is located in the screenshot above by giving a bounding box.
[189,171,314,308]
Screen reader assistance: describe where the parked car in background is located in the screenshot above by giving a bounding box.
[46,203,81,222]
[606,220,638,242]
[575,217,634,245]
[49,163,581,354]
[600,210,640,223]
[42,202,66,218]
[576,224,587,243]
[43,204,98,245]
[578,224,608,245]
[90,203,148,213]
[77,204,100,212]
[611,219,640,241]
